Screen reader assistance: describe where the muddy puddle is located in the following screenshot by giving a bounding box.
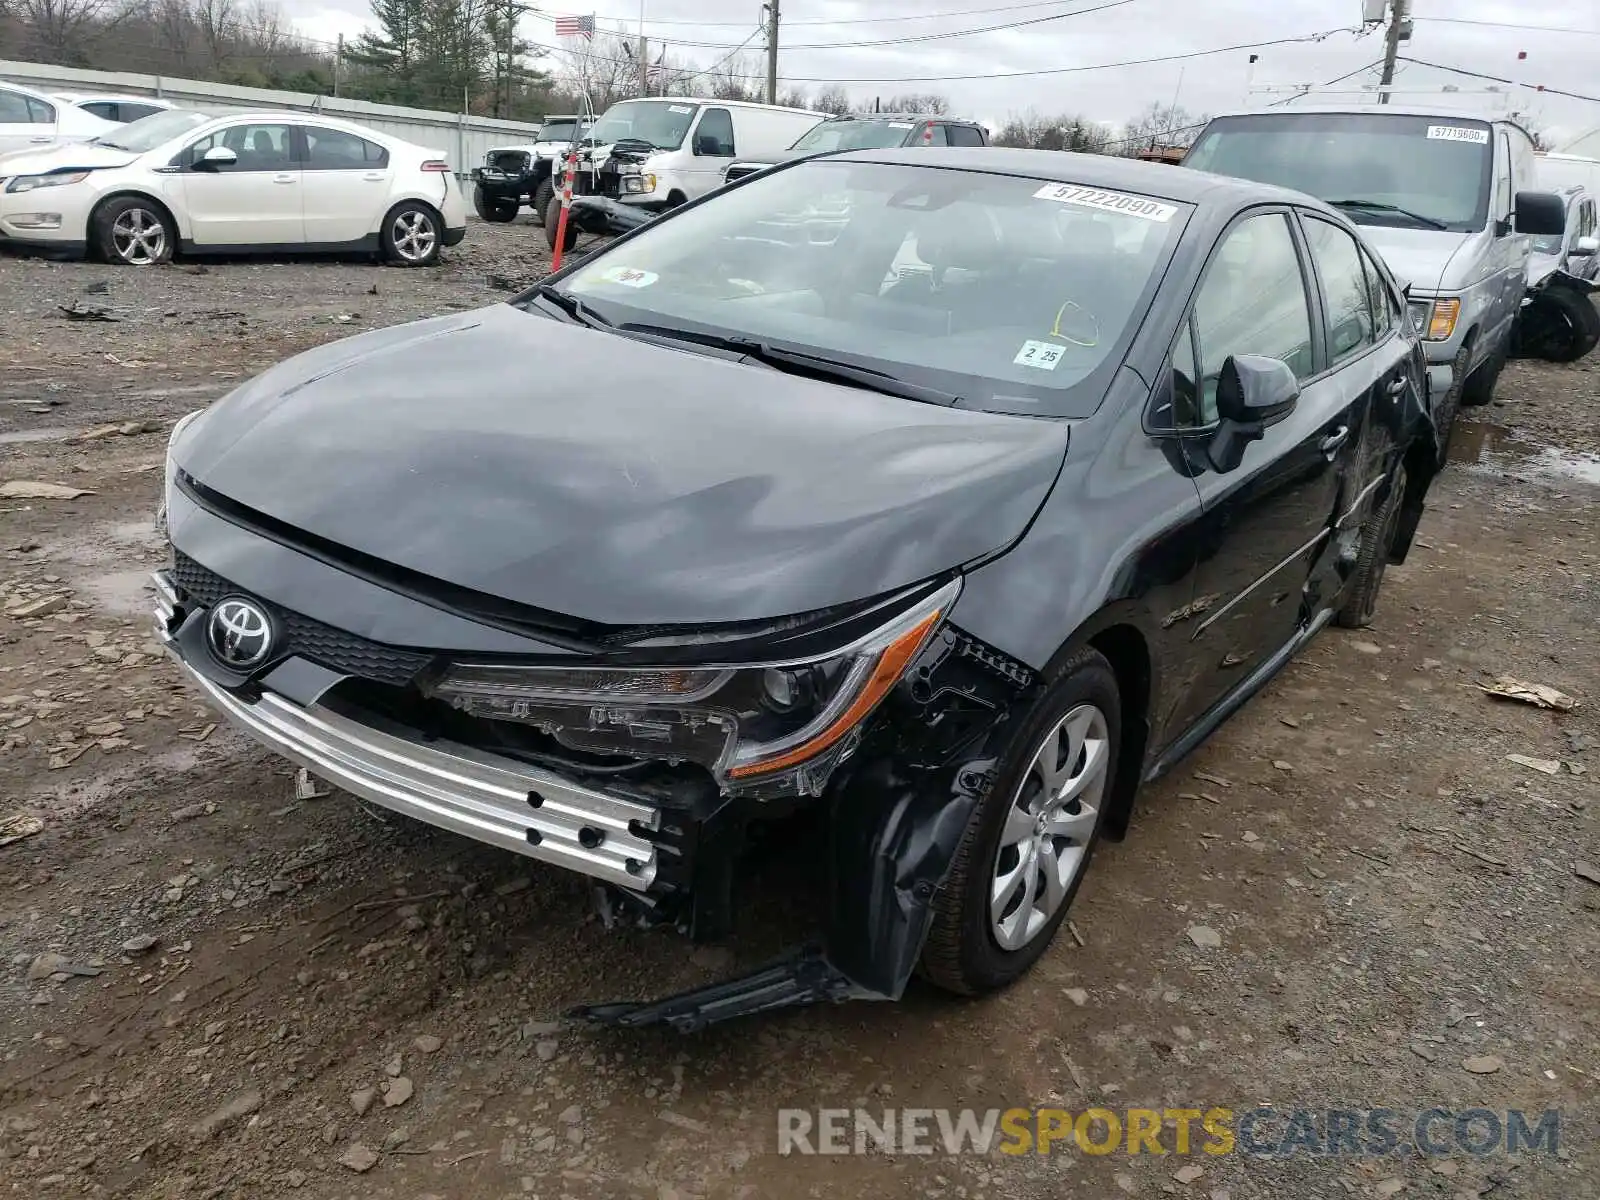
[1449,419,1600,487]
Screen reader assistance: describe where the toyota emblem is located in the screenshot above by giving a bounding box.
[206,597,274,669]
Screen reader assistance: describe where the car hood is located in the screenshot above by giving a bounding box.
[0,141,138,175]
[176,305,1070,629]
[1357,226,1475,296]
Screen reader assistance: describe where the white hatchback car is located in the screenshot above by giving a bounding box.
[0,108,467,266]
[0,79,118,153]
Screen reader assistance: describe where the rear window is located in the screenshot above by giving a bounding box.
[790,120,915,152]
[1186,112,1494,233]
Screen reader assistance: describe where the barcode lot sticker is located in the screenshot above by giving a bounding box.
[1014,340,1067,369]
[669,104,693,114]
[1033,183,1177,222]
[1427,125,1489,144]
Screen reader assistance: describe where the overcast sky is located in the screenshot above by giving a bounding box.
[283,0,1600,146]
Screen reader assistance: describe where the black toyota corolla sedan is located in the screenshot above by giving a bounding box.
[156,149,1437,1029]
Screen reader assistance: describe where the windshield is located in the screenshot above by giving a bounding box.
[538,119,584,143]
[539,160,1187,416]
[93,109,210,153]
[588,100,697,150]
[1185,113,1493,233]
[790,119,915,152]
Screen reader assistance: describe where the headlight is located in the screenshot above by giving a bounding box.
[159,409,206,537]
[6,171,90,193]
[425,578,960,797]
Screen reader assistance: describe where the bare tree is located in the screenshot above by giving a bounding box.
[812,83,851,116]
[17,0,129,63]
[1117,101,1204,155]
[882,92,950,116]
[192,0,236,69]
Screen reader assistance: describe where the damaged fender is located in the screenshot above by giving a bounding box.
[1515,270,1600,364]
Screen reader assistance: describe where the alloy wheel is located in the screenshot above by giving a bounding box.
[111,208,166,265]
[391,209,438,262]
[989,702,1110,952]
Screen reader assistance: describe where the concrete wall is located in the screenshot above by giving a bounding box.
[0,59,542,173]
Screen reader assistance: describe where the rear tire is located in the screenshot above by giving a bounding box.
[544,196,578,253]
[381,201,442,267]
[919,648,1119,996]
[1336,459,1408,629]
[93,196,174,267]
[531,180,555,226]
[1460,335,1508,406]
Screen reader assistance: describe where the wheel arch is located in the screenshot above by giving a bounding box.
[89,189,187,246]
[374,192,444,234]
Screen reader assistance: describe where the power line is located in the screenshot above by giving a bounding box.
[527,27,1355,85]
[1268,59,1383,106]
[1396,55,1600,106]
[1410,15,1600,38]
[531,0,1137,53]
[566,0,1140,28]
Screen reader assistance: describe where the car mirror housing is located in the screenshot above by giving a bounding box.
[199,145,237,170]
[1571,235,1599,258]
[1514,191,1566,237]
[1207,354,1300,475]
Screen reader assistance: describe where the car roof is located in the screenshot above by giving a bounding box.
[0,78,56,100]
[1203,106,1537,140]
[835,112,980,125]
[827,146,1315,209]
[54,93,172,105]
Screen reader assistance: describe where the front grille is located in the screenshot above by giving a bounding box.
[171,552,432,686]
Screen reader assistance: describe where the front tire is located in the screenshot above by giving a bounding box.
[473,186,518,223]
[93,197,174,267]
[382,202,442,267]
[531,180,555,226]
[544,195,578,252]
[1460,335,1508,406]
[920,648,1119,996]
[1431,343,1468,459]
[1517,288,1600,364]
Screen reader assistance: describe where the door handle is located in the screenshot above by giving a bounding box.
[273,174,297,184]
[29,136,51,143]
[1386,377,1408,396]
[362,172,386,182]
[1319,425,1350,456]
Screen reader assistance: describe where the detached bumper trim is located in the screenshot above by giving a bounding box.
[158,604,660,891]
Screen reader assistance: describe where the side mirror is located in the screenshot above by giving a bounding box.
[1571,235,1599,258]
[1513,190,1565,237]
[693,134,722,157]
[198,145,237,170]
[1207,354,1299,474]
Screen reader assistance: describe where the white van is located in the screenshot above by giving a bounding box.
[561,98,826,215]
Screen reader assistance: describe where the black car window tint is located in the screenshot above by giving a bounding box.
[1303,217,1378,362]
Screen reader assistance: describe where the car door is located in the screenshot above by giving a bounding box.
[687,107,736,196]
[1161,208,1359,735]
[298,125,392,245]
[0,87,56,153]
[1489,130,1524,351]
[1298,213,1419,589]
[177,121,304,247]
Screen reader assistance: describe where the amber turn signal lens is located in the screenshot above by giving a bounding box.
[1427,298,1460,342]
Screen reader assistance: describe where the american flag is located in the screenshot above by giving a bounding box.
[554,13,595,38]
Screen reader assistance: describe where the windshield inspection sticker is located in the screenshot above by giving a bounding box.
[1033,183,1177,222]
[669,104,693,114]
[889,121,914,128]
[1014,340,1068,370]
[1427,125,1489,144]
[597,265,658,288]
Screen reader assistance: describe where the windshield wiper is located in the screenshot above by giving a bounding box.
[1327,199,1448,231]
[619,322,961,407]
[533,283,612,331]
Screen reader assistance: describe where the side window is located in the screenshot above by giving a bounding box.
[26,96,56,124]
[0,89,30,123]
[188,123,294,170]
[1163,319,1203,429]
[1304,218,1378,362]
[82,101,118,121]
[946,124,984,147]
[122,103,164,122]
[1358,244,1399,336]
[1189,212,1316,422]
[304,127,389,170]
[922,123,949,146]
[694,108,735,157]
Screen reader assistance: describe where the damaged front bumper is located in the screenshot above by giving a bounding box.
[152,567,1034,1031]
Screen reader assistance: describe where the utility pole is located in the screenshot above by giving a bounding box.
[334,33,343,98]
[638,0,649,95]
[763,0,779,105]
[1378,0,1408,105]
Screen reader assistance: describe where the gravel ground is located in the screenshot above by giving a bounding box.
[1,218,1598,1200]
